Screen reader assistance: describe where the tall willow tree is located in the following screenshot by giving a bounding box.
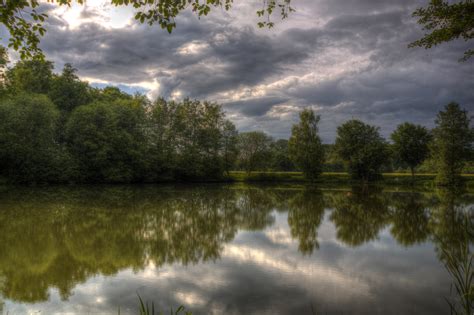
[288,109,324,181]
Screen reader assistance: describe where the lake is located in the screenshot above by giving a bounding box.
[0,185,472,315]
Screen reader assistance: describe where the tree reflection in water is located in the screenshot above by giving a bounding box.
[0,184,471,310]
[431,188,473,315]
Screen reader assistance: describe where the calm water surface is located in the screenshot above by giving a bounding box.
[0,185,472,315]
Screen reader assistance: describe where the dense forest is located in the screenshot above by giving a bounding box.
[0,59,472,185]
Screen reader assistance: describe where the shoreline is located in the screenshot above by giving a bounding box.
[1,172,474,191]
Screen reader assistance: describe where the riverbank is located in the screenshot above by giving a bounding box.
[227,171,474,188]
[1,172,473,189]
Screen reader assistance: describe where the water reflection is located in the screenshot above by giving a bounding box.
[329,187,391,247]
[0,185,472,314]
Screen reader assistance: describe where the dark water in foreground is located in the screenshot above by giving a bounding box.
[0,185,472,315]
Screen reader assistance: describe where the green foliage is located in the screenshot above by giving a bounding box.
[391,122,432,177]
[222,120,239,175]
[288,109,324,181]
[270,139,294,171]
[173,99,226,179]
[148,98,235,180]
[237,131,273,174]
[48,63,92,113]
[0,58,239,183]
[5,58,54,94]
[410,0,474,61]
[432,102,474,186]
[0,0,49,59]
[65,100,147,183]
[335,120,389,181]
[0,46,7,94]
[0,58,471,185]
[0,93,62,183]
[0,0,294,59]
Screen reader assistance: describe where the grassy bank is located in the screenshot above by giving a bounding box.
[227,171,474,188]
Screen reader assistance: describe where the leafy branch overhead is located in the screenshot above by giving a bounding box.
[0,0,294,58]
[409,0,474,61]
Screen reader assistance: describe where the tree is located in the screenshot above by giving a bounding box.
[48,63,91,113]
[391,123,432,179]
[0,46,7,92]
[172,99,226,179]
[221,120,239,175]
[1,0,294,59]
[237,131,273,174]
[288,109,324,181]
[49,63,92,143]
[65,100,147,183]
[148,98,231,180]
[270,139,294,171]
[5,59,54,94]
[0,93,61,183]
[410,0,474,61]
[432,102,473,186]
[148,98,179,179]
[335,120,389,181]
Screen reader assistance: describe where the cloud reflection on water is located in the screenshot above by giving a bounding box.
[0,185,471,314]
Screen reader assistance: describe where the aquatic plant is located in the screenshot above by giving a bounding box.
[136,294,191,315]
[441,214,473,315]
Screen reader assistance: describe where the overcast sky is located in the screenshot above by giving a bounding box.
[1,0,473,142]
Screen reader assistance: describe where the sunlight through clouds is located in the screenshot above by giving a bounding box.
[50,0,133,29]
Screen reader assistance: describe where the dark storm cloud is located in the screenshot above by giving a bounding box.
[224,97,289,117]
[32,0,473,141]
[39,11,317,98]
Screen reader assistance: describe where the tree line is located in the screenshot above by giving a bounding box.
[0,59,472,185]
